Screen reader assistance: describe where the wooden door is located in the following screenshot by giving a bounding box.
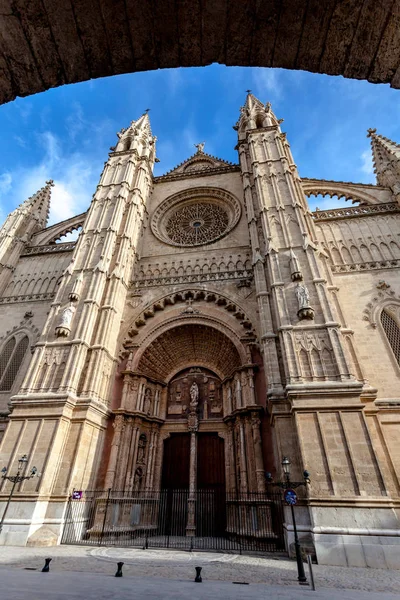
[162,433,190,489]
[197,433,226,536]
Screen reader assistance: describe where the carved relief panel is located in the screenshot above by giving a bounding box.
[167,367,222,420]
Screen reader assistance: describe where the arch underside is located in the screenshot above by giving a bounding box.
[137,323,242,382]
[1,3,399,105]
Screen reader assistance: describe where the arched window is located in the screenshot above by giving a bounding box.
[381,309,400,366]
[0,335,29,391]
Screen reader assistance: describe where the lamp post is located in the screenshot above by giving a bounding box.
[266,457,310,585]
[0,454,38,535]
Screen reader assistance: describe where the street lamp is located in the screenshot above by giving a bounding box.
[266,457,310,585]
[0,454,38,535]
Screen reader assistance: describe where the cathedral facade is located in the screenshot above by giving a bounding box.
[0,95,399,568]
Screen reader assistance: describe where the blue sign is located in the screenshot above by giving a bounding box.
[284,488,297,505]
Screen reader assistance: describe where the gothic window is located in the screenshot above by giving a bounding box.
[0,335,29,391]
[381,309,400,366]
[151,188,241,248]
[165,202,229,246]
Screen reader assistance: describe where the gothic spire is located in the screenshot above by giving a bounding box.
[1,179,53,236]
[114,111,156,157]
[21,179,53,229]
[367,129,400,200]
[236,93,281,138]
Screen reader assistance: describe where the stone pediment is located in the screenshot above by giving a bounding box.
[162,149,235,178]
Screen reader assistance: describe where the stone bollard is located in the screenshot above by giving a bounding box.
[42,558,52,572]
[115,562,124,577]
[195,566,202,583]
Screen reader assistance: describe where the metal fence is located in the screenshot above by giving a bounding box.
[61,488,285,552]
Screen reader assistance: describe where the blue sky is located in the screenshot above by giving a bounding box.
[0,65,399,227]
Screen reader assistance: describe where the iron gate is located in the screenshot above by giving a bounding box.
[61,489,285,552]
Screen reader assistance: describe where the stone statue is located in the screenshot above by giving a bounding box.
[190,381,199,406]
[295,283,311,310]
[143,388,152,414]
[194,142,205,153]
[58,304,76,329]
[137,434,147,464]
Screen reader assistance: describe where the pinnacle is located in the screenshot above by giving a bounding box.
[21,180,53,227]
[236,92,281,131]
[367,128,400,189]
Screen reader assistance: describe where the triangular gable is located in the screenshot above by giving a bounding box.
[162,147,235,177]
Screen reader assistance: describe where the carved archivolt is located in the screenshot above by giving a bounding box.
[136,323,242,382]
[124,288,256,340]
[151,187,241,247]
[0,315,40,348]
[363,281,400,328]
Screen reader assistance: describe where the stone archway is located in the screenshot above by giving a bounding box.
[104,320,265,495]
[0,4,399,105]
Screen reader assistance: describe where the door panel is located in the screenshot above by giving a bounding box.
[162,433,190,489]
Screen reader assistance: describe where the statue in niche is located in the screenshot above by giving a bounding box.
[137,434,147,464]
[190,381,199,407]
[143,388,152,414]
[133,467,144,492]
[295,282,315,320]
[295,283,311,310]
[55,303,76,337]
[59,304,76,329]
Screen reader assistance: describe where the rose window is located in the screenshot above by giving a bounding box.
[151,187,241,247]
[165,203,229,246]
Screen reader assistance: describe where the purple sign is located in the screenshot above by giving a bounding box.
[72,490,83,500]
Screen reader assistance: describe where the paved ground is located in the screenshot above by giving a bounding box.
[0,570,399,600]
[0,545,398,598]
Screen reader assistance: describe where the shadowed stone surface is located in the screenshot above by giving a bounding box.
[0,0,400,104]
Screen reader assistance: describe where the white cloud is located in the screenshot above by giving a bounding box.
[0,172,12,197]
[1,130,98,227]
[360,149,373,175]
[252,68,283,101]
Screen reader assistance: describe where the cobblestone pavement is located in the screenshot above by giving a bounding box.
[0,545,398,594]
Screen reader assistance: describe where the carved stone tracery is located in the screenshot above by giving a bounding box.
[165,202,229,246]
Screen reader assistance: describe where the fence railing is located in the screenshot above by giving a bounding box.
[61,489,285,552]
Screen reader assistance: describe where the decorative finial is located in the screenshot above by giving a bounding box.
[367,128,377,138]
[144,108,150,113]
[194,142,205,153]
[45,180,54,187]
[246,89,252,94]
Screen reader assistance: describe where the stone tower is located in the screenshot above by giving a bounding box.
[0,113,156,545]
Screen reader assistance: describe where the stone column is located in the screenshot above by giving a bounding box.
[145,427,158,489]
[226,422,236,492]
[186,403,199,536]
[238,418,248,493]
[104,415,125,488]
[116,417,132,489]
[186,430,197,536]
[126,423,140,490]
[153,430,170,490]
[251,413,266,492]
